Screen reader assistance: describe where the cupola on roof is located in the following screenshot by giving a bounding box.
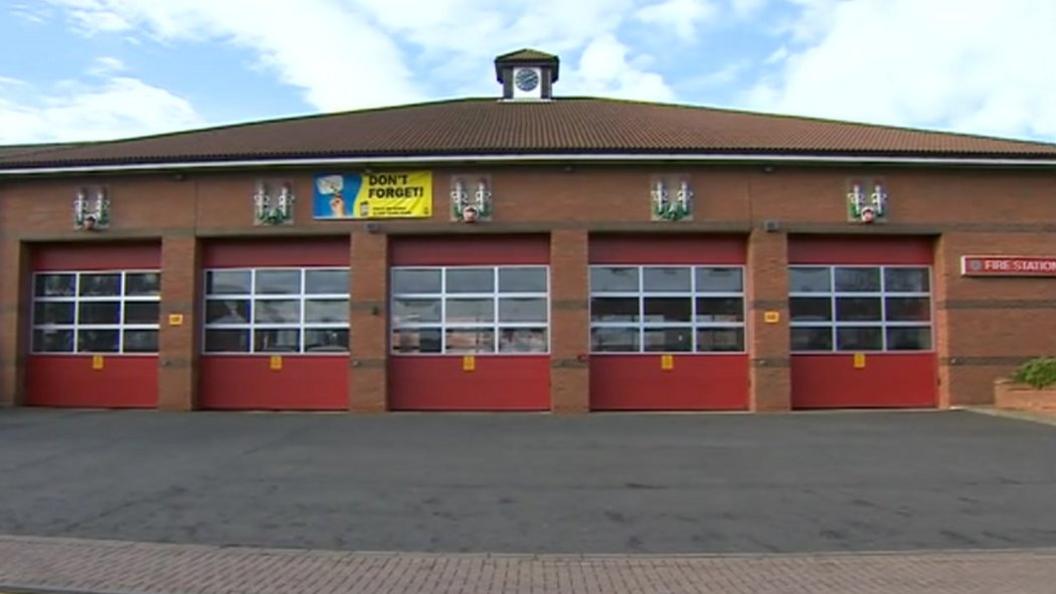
[494,48,559,101]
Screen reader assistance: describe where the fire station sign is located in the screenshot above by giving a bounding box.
[961,255,1056,277]
[313,172,433,219]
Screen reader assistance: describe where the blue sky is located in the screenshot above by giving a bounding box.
[2,0,1055,144]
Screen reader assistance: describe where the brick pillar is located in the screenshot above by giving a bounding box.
[550,230,590,413]
[349,230,387,412]
[0,240,28,407]
[158,235,199,411]
[933,233,954,409]
[747,229,791,411]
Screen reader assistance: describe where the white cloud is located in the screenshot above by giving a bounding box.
[0,74,202,143]
[747,0,1056,140]
[567,34,675,102]
[729,0,767,18]
[635,0,718,41]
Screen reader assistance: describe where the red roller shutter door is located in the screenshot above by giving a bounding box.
[589,235,749,411]
[26,242,161,408]
[789,236,937,409]
[388,236,550,411]
[199,238,350,410]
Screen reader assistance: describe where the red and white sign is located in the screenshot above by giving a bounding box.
[961,255,1056,277]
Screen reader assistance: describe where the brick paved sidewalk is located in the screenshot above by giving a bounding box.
[2,535,1056,594]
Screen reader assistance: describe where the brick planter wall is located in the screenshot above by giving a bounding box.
[994,379,1056,412]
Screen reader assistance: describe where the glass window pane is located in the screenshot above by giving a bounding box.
[499,298,547,323]
[697,328,745,352]
[204,329,250,353]
[255,270,300,294]
[887,327,932,351]
[392,328,441,353]
[304,328,349,352]
[499,328,547,353]
[696,297,744,322]
[33,329,73,352]
[253,299,300,324]
[886,297,931,322]
[206,299,250,324]
[79,273,121,296]
[392,298,441,325]
[124,302,160,325]
[445,328,495,353]
[789,268,830,293]
[34,301,75,325]
[836,327,883,351]
[835,297,882,321]
[305,269,348,294]
[446,298,494,323]
[78,329,119,353]
[123,330,158,353]
[696,267,743,292]
[792,327,832,351]
[206,270,251,295]
[590,267,638,293]
[499,267,547,293]
[591,327,639,352]
[643,267,691,292]
[78,302,120,325]
[643,297,692,323]
[446,268,494,293]
[391,269,441,294]
[590,297,639,322]
[35,274,76,297]
[125,272,160,296]
[254,328,300,352]
[834,267,881,292]
[643,327,693,352]
[305,299,349,324]
[885,268,930,293]
[790,297,832,322]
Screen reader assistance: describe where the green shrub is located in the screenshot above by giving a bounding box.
[1012,357,1056,389]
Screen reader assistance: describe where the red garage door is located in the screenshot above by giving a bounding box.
[199,238,350,410]
[789,236,937,409]
[388,236,550,411]
[26,242,161,408]
[589,235,749,410]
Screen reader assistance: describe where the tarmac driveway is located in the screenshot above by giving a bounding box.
[0,409,1054,554]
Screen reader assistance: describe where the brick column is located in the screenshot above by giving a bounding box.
[549,230,590,413]
[158,235,199,411]
[349,230,387,412]
[0,240,28,407]
[747,229,791,411]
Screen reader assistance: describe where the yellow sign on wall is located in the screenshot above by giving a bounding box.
[313,172,433,219]
[91,355,104,370]
[661,354,674,371]
[462,355,476,372]
[853,352,867,369]
[269,355,283,371]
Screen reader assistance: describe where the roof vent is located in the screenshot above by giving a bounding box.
[494,49,559,102]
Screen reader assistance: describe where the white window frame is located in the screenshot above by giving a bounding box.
[789,264,934,354]
[202,267,350,355]
[588,264,747,354]
[31,269,161,355]
[390,265,551,356]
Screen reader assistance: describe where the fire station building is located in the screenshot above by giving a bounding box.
[1,49,1055,413]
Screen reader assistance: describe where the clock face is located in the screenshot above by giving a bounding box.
[514,68,540,92]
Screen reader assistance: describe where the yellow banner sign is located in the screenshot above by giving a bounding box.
[313,172,433,219]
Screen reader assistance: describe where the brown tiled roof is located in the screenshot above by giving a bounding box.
[495,48,558,62]
[3,97,1056,170]
[0,143,84,159]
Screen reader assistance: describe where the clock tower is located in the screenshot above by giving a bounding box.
[494,49,559,101]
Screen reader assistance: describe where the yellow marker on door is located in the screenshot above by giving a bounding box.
[661,354,674,371]
[269,355,283,371]
[853,352,866,369]
[462,355,476,372]
[91,355,104,370]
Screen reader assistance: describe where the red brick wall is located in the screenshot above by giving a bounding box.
[0,166,1053,410]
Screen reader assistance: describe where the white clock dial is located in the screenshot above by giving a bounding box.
[514,68,540,92]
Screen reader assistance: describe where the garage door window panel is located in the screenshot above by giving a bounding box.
[204,268,349,354]
[590,265,746,354]
[789,266,932,353]
[31,270,161,354]
[390,266,549,355]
